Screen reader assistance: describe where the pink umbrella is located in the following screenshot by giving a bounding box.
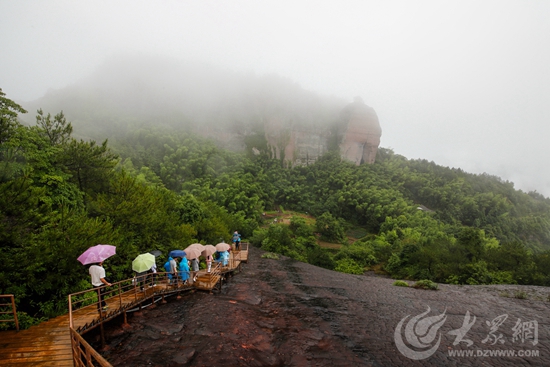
[215,242,231,252]
[77,244,116,265]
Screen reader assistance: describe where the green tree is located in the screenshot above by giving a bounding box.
[0,88,27,145]
[315,212,345,242]
[35,109,73,146]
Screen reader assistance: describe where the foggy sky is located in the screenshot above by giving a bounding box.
[1,0,549,197]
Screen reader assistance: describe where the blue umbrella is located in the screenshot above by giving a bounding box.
[169,250,186,258]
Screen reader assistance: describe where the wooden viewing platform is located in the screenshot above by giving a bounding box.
[0,244,248,366]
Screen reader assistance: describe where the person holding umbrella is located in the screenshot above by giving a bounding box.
[183,245,203,282]
[191,257,199,282]
[170,256,178,284]
[78,244,116,313]
[149,250,162,286]
[202,245,216,273]
[89,261,112,312]
[215,242,231,267]
[150,262,157,286]
[132,253,156,290]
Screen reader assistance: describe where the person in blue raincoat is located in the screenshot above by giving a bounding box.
[232,231,241,250]
[179,257,190,284]
[164,256,177,284]
[219,250,229,267]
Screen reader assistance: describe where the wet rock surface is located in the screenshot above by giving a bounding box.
[93,247,550,366]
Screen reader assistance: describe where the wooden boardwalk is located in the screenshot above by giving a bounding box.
[0,315,74,366]
[0,245,248,366]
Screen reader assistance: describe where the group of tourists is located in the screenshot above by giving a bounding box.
[88,231,243,313]
[163,255,198,285]
[141,230,242,286]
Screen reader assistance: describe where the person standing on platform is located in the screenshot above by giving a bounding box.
[89,261,112,313]
[191,257,199,282]
[232,231,241,250]
[219,250,229,267]
[206,254,213,273]
[150,262,157,286]
[135,270,147,291]
[179,256,190,284]
[170,256,179,284]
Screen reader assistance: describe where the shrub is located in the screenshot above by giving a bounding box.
[412,279,438,290]
[393,280,409,287]
[261,252,279,260]
[334,243,377,268]
[514,291,527,299]
[315,212,346,242]
[334,258,364,275]
[0,311,44,331]
[249,228,268,247]
[306,248,335,270]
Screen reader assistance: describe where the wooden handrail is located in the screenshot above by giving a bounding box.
[68,272,175,328]
[70,326,113,367]
[0,294,19,331]
[67,259,247,363]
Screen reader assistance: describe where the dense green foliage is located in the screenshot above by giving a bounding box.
[0,90,252,326]
[2,88,550,327]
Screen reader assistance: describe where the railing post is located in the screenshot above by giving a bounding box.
[0,295,20,331]
[68,294,73,329]
[10,295,19,332]
[118,283,123,310]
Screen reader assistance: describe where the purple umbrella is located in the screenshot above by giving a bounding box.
[77,244,116,265]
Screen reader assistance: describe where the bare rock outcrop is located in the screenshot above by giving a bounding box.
[264,97,382,166]
[339,97,382,165]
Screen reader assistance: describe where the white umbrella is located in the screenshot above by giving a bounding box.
[183,244,203,260]
[202,244,217,257]
[215,242,231,252]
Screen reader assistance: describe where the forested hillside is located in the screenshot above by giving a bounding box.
[2,87,550,328]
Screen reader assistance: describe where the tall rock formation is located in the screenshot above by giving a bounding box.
[339,97,382,165]
[263,97,382,167]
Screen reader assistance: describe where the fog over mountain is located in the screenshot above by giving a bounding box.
[1,1,549,196]
[19,53,346,147]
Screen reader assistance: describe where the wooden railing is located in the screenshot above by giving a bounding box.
[0,294,19,331]
[229,242,248,268]
[70,327,113,367]
[67,258,247,363]
[194,262,222,291]
[68,272,174,329]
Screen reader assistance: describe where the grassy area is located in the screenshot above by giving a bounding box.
[262,210,316,226]
[346,228,368,239]
[317,240,343,250]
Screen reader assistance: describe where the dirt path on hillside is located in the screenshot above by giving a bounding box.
[91,246,550,367]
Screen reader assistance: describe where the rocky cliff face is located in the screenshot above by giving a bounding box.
[339,97,382,165]
[264,97,382,166]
